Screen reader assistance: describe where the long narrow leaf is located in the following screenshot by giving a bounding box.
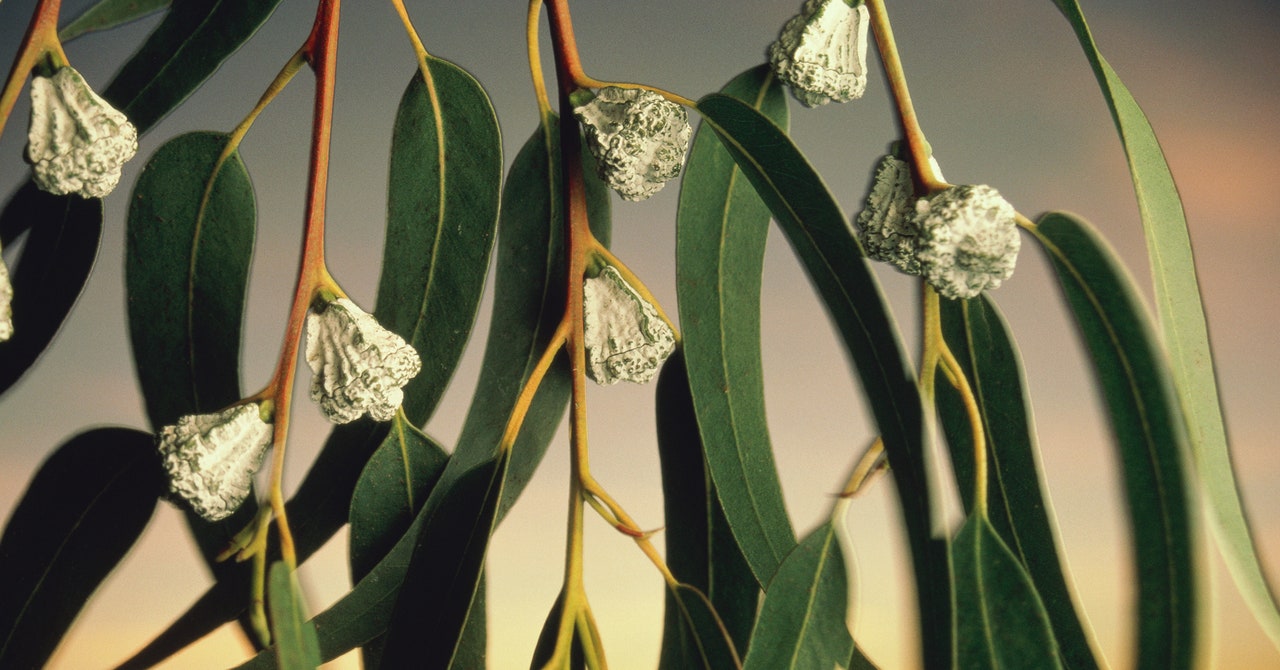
[696,92,950,668]
[937,295,1104,670]
[0,183,102,397]
[0,428,161,669]
[1049,0,1277,646]
[1033,211,1198,669]
[266,563,320,670]
[59,0,170,42]
[677,65,795,587]
[376,59,501,426]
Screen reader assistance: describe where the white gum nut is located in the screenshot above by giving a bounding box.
[26,67,138,199]
[768,0,870,107]
[305,298,421,423]
[574,87,692,201]
[915,185,1021,300]
[854,155,922,275]
[0,247,11,342]
[583,266,676,385]
[158,404,273,522]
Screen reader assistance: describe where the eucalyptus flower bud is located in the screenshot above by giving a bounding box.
[26,66,138,199]
[305,298,421,423]
[854,154,921,275]
[158,403,273,522]
[915,185,1020,300]
[768,0,870,107]
[574,87,692,201]
[583,265,675,385]
[0,246,11,342]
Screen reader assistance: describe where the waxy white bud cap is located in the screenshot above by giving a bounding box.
[855,155,921,275]
[583,266,675,385]
[769,0,870,107]
[306,298,421,423]
[915,185,1020,300]
[26,67,138,199]
[574,87,692,201]
[159,403,273,522]
[0,244,11,342]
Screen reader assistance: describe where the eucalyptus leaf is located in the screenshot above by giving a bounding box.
[695,92,950,667]
[59,0,170,42]
[376,59,501,426]
[657,350,757,667]
[102,0,283,133]
[937,295,1103,670]
[742,521,851,670]
[1049,0,1276,648]
[951,514,1061,670]
[664,584,744,670]
[1033,211,1197,669]
[0,182,102,398]
[676,65,795,588]
[0,428,161,669]
[266,562,321,670]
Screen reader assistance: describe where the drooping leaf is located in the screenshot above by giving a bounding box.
[0,428,161,669]
[0,182,102,397]
[102,0,283,133]
[347,412,448,668]
[664,584,743,670]
[1033,211,1198,669]
[59,0,171,42]
[951,513,1062,670]
[696,92,950,667]
[676,65,795,587]
[742,522,851,670]
[266,562,321,670]
[937,295,1103,670]
[376,59,501,426]
[1050,0,1276,648]
[656,349,757,667]
[126,130,254,428]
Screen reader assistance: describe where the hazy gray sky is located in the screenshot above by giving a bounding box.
[2,0,1278,667]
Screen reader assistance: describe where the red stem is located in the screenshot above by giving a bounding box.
[0,0,65,145]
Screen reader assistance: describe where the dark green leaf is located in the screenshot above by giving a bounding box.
[742,522,851,670]
[664,584,743,670]
[695,92,950,667]
[657,350,757,667]
[847,643,879,670]
[347,413,447,669]
[349,412,448,584]
[0,428,161,669]
[676,65,795,587]
[266,562,321,670]
[937,295,1102,670]
[126,131,254,428]
[0,182,102,397]
[1033,211,1198,669]
[450,118,610,519]
[951,514,1061,669]
[102,0,282,133]
[1050,0,1274,647]
[376,59,501,425]
[59,0,170,42]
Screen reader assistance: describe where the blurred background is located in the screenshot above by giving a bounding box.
[1,0,1277,667]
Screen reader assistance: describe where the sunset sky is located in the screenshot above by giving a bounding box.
[1,0,1278,667]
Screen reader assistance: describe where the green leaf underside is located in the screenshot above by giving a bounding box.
[59,0,171,42]
[1034,212,1197,669]
[0,183,102,398]
[937,296,1103,670]
[267,562,321,670]
[676,65,796,588]
[0,428,161,669]
[1051,0,1278,649]
[102,0,283,133]
[951,514,1062,670]
[742,522,851,670]
[657,350,755,669]
[376,59,501,426]
[695,92,950,667]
